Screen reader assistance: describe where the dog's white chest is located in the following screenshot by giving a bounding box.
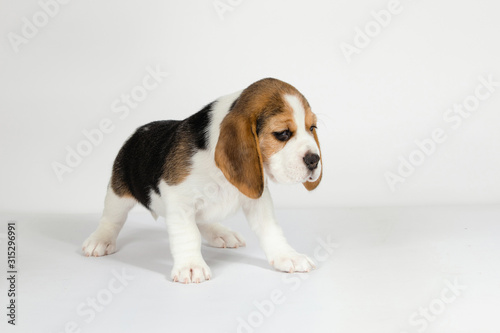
[193,176,242,223]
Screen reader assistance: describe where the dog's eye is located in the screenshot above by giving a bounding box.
[310,125,317,132]
[273,129,292,142]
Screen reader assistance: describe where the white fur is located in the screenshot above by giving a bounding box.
[83,90,319,283]
[82,189,136,257]
[266,94,321,184]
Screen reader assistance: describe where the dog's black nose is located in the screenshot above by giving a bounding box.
[303,153,320,171]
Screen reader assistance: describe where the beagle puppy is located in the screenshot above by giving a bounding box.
[82,78,322,283]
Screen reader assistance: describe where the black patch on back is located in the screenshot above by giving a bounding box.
[111,103,213,208]
[184,102,212,150]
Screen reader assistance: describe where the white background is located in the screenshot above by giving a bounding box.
[1,0,499,213]
[2,207,500,333]
[1,2,500,333]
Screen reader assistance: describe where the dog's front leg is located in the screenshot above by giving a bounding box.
[164,192,211,283]
[243,187,315,273]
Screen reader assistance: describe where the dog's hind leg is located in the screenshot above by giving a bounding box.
[198,223,246,248]
[82,187,136,257]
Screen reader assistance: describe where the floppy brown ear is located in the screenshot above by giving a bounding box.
[303,130,322,191]
[215,112,264,199]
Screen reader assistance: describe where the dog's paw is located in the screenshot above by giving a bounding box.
[82,233,117,257]
[207,229,246,249]
[269,252,316,273]
[171,259,211,284]
[200,224,246,248]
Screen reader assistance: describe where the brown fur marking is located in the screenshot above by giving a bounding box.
[259,111,295,162]
[162,130,192,185]
[215,78,320,198]
[215,109,264,199]
[110,150,133,197]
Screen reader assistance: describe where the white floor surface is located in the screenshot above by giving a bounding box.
[1,205,499,333]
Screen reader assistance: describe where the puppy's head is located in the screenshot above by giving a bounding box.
[215,78,322,199]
